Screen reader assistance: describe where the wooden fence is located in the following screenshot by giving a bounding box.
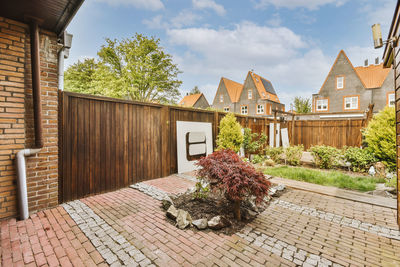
[59,91,366,202]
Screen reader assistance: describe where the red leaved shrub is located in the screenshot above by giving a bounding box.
[196,149,271,220]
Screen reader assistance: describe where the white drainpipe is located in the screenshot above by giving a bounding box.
[15,149,41,220]
[58,48,65,90]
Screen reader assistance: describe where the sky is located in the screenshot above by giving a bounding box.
[65,0,397,107]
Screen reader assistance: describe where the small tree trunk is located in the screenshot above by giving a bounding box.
[233,200,241,221]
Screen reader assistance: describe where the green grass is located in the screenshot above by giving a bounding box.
[263,166,386,192]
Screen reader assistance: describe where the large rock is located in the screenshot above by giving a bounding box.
[208,216,231,230]
[176,210,192,229]
[192,218,208,230]
[166,205,178,220]
[374,162,386,178]
[161,196,174,210]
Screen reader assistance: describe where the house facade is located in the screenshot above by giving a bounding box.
[0,0,84,219]
[312,50,394,114]
[212,71,285,116]
[179,93,210,109]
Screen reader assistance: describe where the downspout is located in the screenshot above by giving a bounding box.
[16,21,43,220]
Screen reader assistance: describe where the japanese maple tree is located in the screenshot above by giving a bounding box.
[196,149,271,220]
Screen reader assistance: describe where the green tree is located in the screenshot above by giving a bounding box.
[293,96,311,114]
[64,58,99,95]
[64,34,182,104]
[189,86,201,95]
[362,106,396,171]
[216,113,243,153]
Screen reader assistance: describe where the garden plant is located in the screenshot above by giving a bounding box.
[196,149,271,220]
[216,113,243,153]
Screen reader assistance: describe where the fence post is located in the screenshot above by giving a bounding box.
[214,111,219,149]
[160,106,170,177]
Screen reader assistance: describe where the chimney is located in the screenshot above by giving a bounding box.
[375,57,379,65]
[364,59,368,66]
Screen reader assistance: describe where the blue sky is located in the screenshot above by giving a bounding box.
[65,0,396,107]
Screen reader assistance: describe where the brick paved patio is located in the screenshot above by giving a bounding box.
[1,174,400,266]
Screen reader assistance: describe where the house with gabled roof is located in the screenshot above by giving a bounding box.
[179,93,210,109]
[212,77,243,112]
[312,50,394,114]
[212,71,285,116]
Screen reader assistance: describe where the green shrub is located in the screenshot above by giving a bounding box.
[309,145,341,169]
[251,154,265,164]
[386,176,397,188]
[362,106,396,171]
[243,128,267,156]
[216,113,243,153]
[343,146,376,172]
[284,145,304,166]
[265,146,283,163]
[193,182,210,199]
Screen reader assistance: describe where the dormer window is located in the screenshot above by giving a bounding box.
[219,95,223,103]
[248,90,252,99]
[336,76,344,89]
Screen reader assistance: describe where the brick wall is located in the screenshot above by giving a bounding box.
[0,16,59,219]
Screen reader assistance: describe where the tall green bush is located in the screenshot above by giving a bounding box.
[216,113,243,153]
[342,146,375,172]
[362,106,396,171]
[309,145,341,169]
[284,145,304,166]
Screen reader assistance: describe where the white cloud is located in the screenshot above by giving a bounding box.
[94,0,164,10]
[361,0,396,32]
[143,10,202,30]
[266,13,282,27]
[192,0,226,16]
[255,0,347,10]
[345,45,383,66]
[168,22,331,106]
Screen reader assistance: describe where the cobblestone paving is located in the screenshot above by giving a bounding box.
[2,175,400,266]
[130,183,170,201]
[273,199,400,241]
[63,200,151,266]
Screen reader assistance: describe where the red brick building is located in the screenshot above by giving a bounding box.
[0,0,84,219]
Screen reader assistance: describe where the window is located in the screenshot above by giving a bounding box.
[388,93,395,107]
[241,105,248,115]
[224,107,230,112]
[262,92,266,98]
[316,99,328,111]
[219,95,223,103]
[336,76,344,89]
[344,96,358,110]
[256,104,264,114]
[248,90,252,99]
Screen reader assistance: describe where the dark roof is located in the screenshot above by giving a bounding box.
[260,78,277,95]
[0,0,84,35]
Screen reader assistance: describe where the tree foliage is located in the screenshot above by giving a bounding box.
[64,34,182,104]
[362,106,396,171]
[242,128,267,156]
[216,113,244,153]
[196,149,271,220]
[293,97,311,114]
[190,86,201,95]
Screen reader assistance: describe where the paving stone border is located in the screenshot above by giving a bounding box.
[237,226,341,267]
[175,173,198,182]
[63,200,152,266]
[130,183,170,201]
[273,199,400,240]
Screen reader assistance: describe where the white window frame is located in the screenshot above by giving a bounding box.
[256,104,264,114]
[223,107,230,112]
[219,95,223,103]
[248,90,252,99]
[316,99,328,111]
[344,96,358,110]
[388,93,395,107]
[241,105,248,115]
[336,76,344,89]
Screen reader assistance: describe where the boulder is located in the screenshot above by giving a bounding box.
[368,166,376,176]
[208,216,231,230]
[192,219,208,230]
[242,209,258,220]
[176,210,192,229]
[269,187,277,196]
[166,205,178,220]
[161,196,174,210]
[275,184,286,191]
[374,162,386,178]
